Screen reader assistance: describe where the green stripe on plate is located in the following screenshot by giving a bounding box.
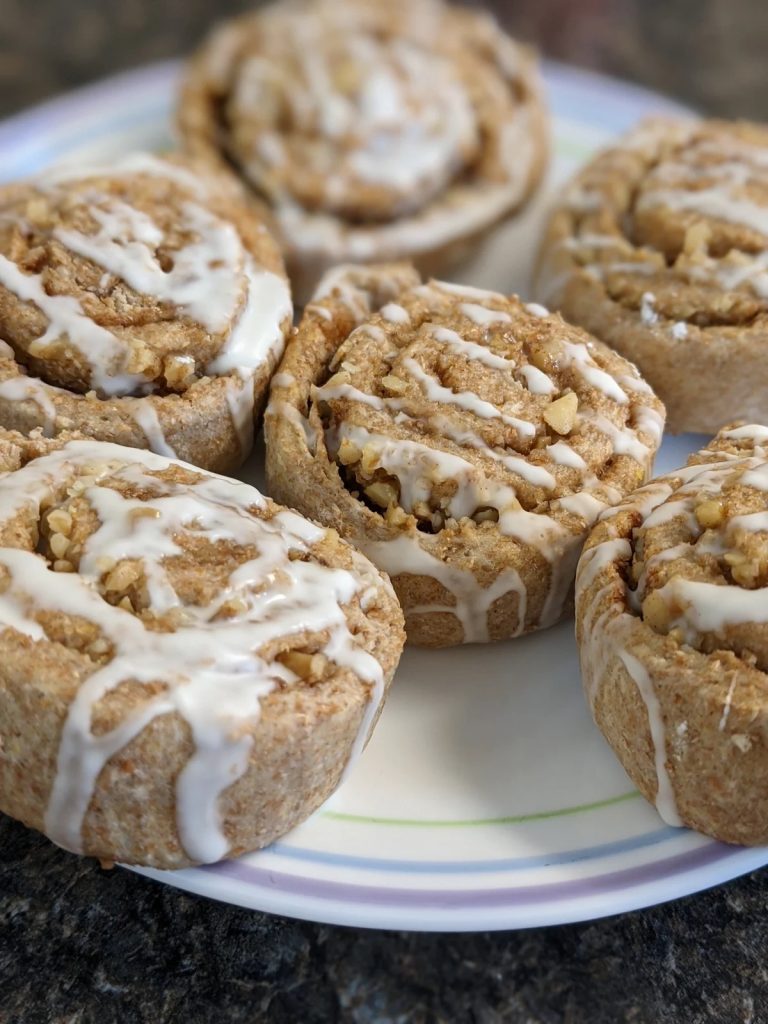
[322,790,641,828]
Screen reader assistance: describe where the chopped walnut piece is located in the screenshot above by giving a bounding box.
[47,509,72,536]
[337,438,362,466]
[49,533,70,560]
[104,562,142,593]
[126,340,156,376]
[381,375,407,395]
[730,559,760,589]
[543,392,578,435]
[695,500,724,529]
[642,590,671,632]
[279,650,324,681]
[364,481,398,508]
[163,354,196,388]
[360,445,380,476]
[385,505,408,527]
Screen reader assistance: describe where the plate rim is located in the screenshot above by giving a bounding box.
[1,57,765,933]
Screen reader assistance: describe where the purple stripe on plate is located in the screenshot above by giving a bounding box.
[205,841,739,910]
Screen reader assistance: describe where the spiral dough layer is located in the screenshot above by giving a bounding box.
[265,264,665,647]
[576,423,768,844]
[536,118,768,434]
[0,430,403,868]
[0,153,292,472]
[178,0,548,298]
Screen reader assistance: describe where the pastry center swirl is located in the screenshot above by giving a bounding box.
[0,441,383,862]
[229,28,478,222]
[311,281,663,536]
[564,123,768,328]
[0,155,291,398]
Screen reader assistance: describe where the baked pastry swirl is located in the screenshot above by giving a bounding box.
[178,0,548,299]
[264,264,665,647]
[576,423,768,844]
[0,430,403,868]
[0,153,292,472]
[535,118,768,434]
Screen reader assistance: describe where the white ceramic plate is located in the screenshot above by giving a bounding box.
[2,60,767,932]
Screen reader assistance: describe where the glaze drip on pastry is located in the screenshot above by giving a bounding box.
[0,439,389,864]
[266,264,665,646]
[0,153,292,470]
[179,0,548,277]
[576,425,768,836]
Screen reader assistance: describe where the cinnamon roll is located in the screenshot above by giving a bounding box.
[0,430,403,868]
[264,264,665,647]
[178,0,548,299]
[536,118,768,434]
[0,153,292,472]
[576,423,768,844]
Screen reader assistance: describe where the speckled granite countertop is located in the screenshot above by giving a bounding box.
[2,2,768,1021]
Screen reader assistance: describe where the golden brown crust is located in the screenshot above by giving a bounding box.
[536,117,768,435]
[576,422,768,844]
[0,154,293,473]
[178,0,549,300]
[0,430,404,868]
[264,264,664,647]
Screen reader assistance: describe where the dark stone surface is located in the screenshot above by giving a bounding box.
[1,1,768,1020]
[1,812,767,1023]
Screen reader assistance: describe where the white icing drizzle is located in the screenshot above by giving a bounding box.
[723,424,768,442]
[55,199,245,335]
[205,260,291,375]
[574,445,768,830]
[618,650,683,827]
[638,185,768,237]
[429,325,516,371]
[547,440,587,470]
[403,358,535,437]
[0,441,385,863]
[559,341,629,404]
[576,520,684,827]
[0,155,291,407]
[658,578,768,636]
[224,376,255,456]
[459,303,512,326]
[314,380,386,410]
[718,674,739,732]
[330,421,566,551]
[380,303,410,324]
[557,491,609,521]
[268,401,318,452]
[363,534,527,643]
[576,537,632,593]
[40,153,209,196]
[581,413,652,467]
[0,376,57,435]
[519,365,555,395]
[271,372,296,388]
[423,412,556,489]
[0,253,146,397]
[129,401,177,458]
[640,292,659,326]
[274,271,663,645]
[430,280,507,303]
